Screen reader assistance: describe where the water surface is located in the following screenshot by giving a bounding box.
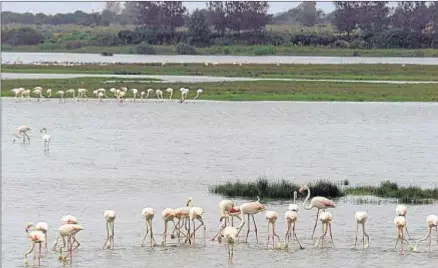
[3,52,438,65]
[2,99,438,268]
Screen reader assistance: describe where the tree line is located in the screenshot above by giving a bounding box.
[2,1,438,50]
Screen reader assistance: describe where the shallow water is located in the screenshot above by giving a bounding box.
[2,99,438,268]
[3,72,438,84]
[3,52,438,65]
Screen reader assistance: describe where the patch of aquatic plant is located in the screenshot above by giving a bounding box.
[208,177,345,199]
[344,180,438,201]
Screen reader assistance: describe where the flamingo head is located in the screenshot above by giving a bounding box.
[298,185,307,194]
[186,197,193,207]
[25,223,34,233]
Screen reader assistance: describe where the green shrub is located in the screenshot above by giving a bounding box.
[176,43,197,55]
[253,45,276,55]
[136,43,156,55]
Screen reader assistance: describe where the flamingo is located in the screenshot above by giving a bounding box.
[166,88,174,99]
[21,89,31,100]
[236,196,266,243]
[109,88,117,99]
[11,88,25,100]
[299,184,336,239]
[130,88,138,102]
[265,211,280,248]
[146,88,154,100]
[103,210,116,250]
[394,215,410,255]
[56,90,65,103]
[66,89,76,100]
[52,215,80,251]
[13,125,31,144]
[34,222,49,249]
[24,224,45,266]
[413,214,438,252]
[57,224,84,263]
[219,226,238,264]
[92,89,99,98]
[161,208,178,246]
[98,92,104,103]
[194,89,203,100]
[97,88,107,97]
[141,208,157,247]
[314,211,334,248]
[32,88,44,101]
[179,88,189,103]
[173,206,191,244]
[396,205,411,238]
[284,191,304,249]
[140,91,146,102]
[155,89,163,100]
[186,197,206,245]
[40,128,51,152]
[77,88,88,100]
[212,200,241,241]
[46,89,52,98]
[354,211,370,249]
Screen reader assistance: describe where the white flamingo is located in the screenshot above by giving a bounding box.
[155,89,163,100]
[140,91,146,102]
[284,191,304,249]
[77,88,88,101]
[103,210,116,250]
[179,88,189,103]
[166,88,174,99]
[130,88,138,102]
[146,89,154,100]
[219,226,238,264]
[40,128,51,151]
[66,89,76,101]
[46,89,52,98]
[413,214,438,252]
[265,210,281,248]
[141,208,157,247]
[24,224,46,266]
[194,88,203,100]
[35,222,49,249]
[32,89,44,101]
[56,224,84,263]
[186,197,206,245]
[13,125,31,144]
[56,90,65,103]
[354,211,370,249]
[396,205,411,238]
[314,211,335,249]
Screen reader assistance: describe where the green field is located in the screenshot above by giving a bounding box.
[3,63,438,82]
[2,77,438,102]
[3,44,437,57]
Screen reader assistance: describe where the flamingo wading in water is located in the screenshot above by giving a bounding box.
[314,211,335,249]
[299,184,336,239]
[40,128,51,151]
[236,196,266,243]
[394,215,410,255]
[13,125,31,144]
[284,191,304,249]
[141,208,157,247]
[413,214,438,252]
[24,223,45,266]
[103,210,116,250]
[354,211,370,249]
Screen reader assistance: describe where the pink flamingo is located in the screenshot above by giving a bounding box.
[394,215,410,255]
[396,205,411,238]
[34,222,49,249]
[299,184,336,239]
[284,191,304,249]
[212,199,241,241]
[57,224,84,263]
[24,224,45,267]
[141,208,157,247]
[161,208,181,246]
[219,226,238,264]
[52,215,80,251]
[413,214,438,252]
[314,211,334,249]
[103,210,116,250]
[354,211,370,249]
[186,197,206,245]
[13,125,31,144]
[265,210,280,248]
[236,196,266,243]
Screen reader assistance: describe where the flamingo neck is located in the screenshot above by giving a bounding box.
[302,186,312,210]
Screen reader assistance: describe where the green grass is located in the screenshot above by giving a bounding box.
[3,44,438,57]
[344,180,438,203]
[209,177,345,199]
[2,77,438,102]
[3,63,438,82]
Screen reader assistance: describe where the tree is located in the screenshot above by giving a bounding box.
[356,2,389,33]
[187,9,211,46]
[296,1,322,27]
[135,1,162,29]
[333,1,360,39]
[391,2,430,32]
[105,1,122,14]
[243,1,271,33]
[206,1,227,36]
[225,1,245,34]
[160,1,187,32]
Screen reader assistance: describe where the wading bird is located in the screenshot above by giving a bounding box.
[299,184,336,239]
[35,222,49,249]
[166,88,174,99]
[354,211,370,249]
[56,90,65,103]
[236,196,266,243]
[413,214,438,253]
[194,89,203,100]
[284,191,304,249]
[24,224,45,267]
[13,125,31,144]
[161,208,178,246]
[141,208,157,247]
[394,215,410,255]
[212,200,241,241]
[186,197,206,245]
[40,128,51,152]
[103,210,116,250]
[314,211,334,249]
[396,205,411,238]
[265,210,280,248]
[56,224,84,263]
[219,226,238,264]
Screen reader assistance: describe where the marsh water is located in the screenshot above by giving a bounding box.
[2,98,438,268]
[3,52,438,65]
[3,72,438,84]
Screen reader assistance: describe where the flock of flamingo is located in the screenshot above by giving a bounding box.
[10,86,204,103]
[23,185,438,266]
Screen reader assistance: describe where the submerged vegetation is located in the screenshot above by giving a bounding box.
[209,177,438,204]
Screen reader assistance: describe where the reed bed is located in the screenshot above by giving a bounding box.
[208,177,345,199]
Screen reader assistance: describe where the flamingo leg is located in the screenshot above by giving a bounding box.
[148,219,156,246]
[141,219,149,247]
[266,222,271,248]
[52,235,60,251]
[245,214,250,242]
[312,209,320,239]
[293,223,304,249]
[329,222,335,247]
[272,222,280,247]
[413,226,432,252]
[24,241,35,266]
[284,221,291,245]
[162,220,168,246]
[38,242,42,266]
[355,223,359,248]
[111,221,115,250]
[71,235,80,251]
[363,223,369,249]
[315,223,328,248]
[103,221,110,249]
[252,214,259,243]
